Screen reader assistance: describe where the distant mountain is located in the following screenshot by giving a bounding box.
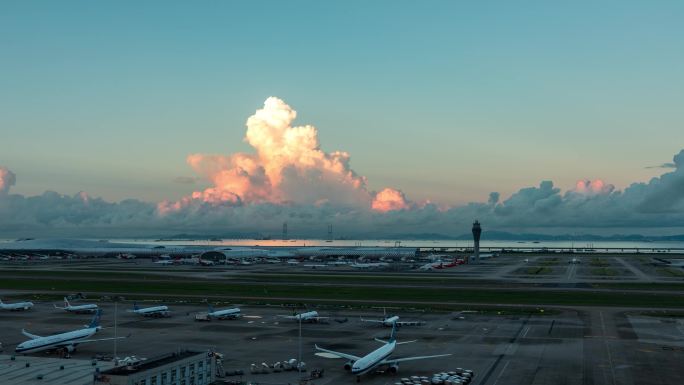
[134,231,684,243]
[381,231,684,242]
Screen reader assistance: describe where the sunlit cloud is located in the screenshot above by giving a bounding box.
[159,97,400,213]
[0,167,16,195]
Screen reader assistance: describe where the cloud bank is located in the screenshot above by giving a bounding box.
[1,98,683,238]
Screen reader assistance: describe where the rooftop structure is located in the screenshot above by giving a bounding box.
[0,354,114,385]
[95,350,214,385]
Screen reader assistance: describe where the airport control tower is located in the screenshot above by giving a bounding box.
[472,220,482,264]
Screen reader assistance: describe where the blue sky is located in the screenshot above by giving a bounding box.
[2,1,683,207]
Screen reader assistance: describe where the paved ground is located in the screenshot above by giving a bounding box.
[1,301,684,385]
[31,253,683,285]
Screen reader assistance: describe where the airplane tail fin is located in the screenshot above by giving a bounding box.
[133,302,139,310]
[64,297,70,307]
[389,321,398,342]
[0,298,4,305]
[89,309,102,328]
[208,304,215,313]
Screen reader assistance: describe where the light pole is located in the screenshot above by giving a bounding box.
[114,300,118,363]
[298,314,303,381]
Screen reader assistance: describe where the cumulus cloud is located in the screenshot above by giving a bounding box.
[159,97,401,213]
[371,188,411,212]
[573,179,614,195]
[635,149,684,213]
[0,167,16,195]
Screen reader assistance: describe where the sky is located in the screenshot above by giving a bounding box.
[1,1,683,238]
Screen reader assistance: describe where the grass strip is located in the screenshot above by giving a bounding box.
[3,277,684,308]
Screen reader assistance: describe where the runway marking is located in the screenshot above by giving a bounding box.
[600,311,618,385]
[600,311,607,337]
[523,325,532,338]
[491,360,510,385]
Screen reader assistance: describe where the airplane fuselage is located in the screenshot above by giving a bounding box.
[291,311,320,322]
[0,301,33,311]
[134,305,170,317]
[381,316,400,327]
[208,308,240,319]
[65,305,98,314]
[16,327,97,354]
[352,341,396,375]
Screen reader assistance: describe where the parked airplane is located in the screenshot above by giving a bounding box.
[452,310,477,320]
[418,258,465,271]
[129,303,170,318]
[15,310,128,354]
[315,322,451,381]
[206,304,241,320]
[0,299,34,311]
[360,309,423,327]
[653,257,684,267]
[54,297,98,314]
[279,310,328,323]
[350,262,389,269]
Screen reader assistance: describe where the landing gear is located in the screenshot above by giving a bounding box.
[356,375,361,383]
[59,348,71,358]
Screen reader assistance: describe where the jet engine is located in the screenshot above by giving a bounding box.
[344,361,354,371]
[388,364,399,374]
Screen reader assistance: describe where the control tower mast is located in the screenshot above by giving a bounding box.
[472,220,482,264]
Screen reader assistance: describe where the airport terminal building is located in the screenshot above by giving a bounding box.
[95,350,215,385]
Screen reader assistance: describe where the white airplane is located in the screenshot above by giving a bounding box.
[154,260,174,266]
[350,262,389,269]
[279,310,328,323]
[653,257,684,267]
[206,304,241,320]
[15,310,128,354]
[54,297,98,314]
[315,322,451,381]
[360,309,423,327]
[129,302,170,318]
[0,299,34,311]
[452,311,477,320]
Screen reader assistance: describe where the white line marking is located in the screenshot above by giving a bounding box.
[492,360,511,385]
[522,325,531,338]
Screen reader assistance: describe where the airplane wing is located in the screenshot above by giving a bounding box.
[74,334,131,344]
[374,338,416,345]
[22,329,42,339]
[360,318,384,323]
[381,353,451,365]
[314,344,361,361]
[396,321,424,326]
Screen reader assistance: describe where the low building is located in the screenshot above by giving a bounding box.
[0,354,114,385]
[95,350,215,385]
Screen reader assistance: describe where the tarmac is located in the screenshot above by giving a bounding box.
[1,300,684,385]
